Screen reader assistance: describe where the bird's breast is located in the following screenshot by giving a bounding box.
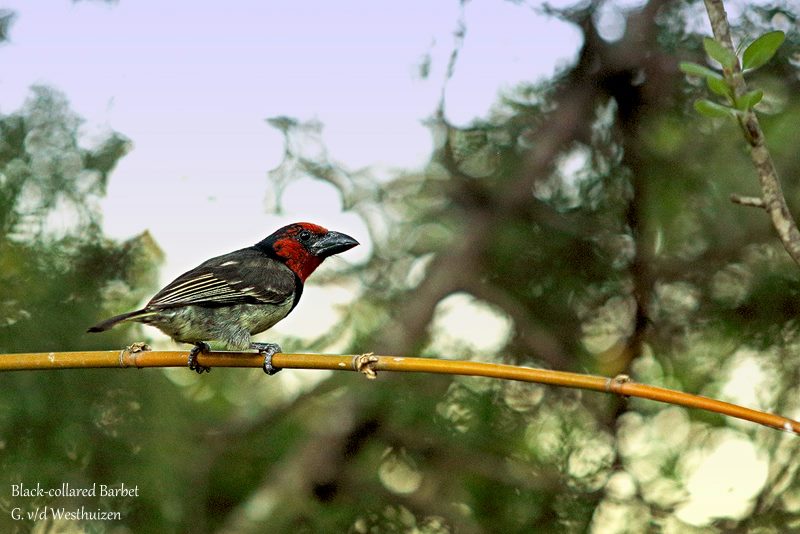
[143,295,295,348]
[237,296,295,335]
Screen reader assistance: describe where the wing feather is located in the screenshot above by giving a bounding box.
[147,248,296,309]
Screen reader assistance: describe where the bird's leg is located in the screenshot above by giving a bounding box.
[251,342,282,375]
[188,341,212,374]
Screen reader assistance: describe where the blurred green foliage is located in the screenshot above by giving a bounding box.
[2,2,800,533]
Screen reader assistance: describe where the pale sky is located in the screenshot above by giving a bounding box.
[1,0,581,280]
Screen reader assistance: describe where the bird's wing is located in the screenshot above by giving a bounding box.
[147,248,297,308]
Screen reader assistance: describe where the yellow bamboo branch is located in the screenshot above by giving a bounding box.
[2,349,798,435]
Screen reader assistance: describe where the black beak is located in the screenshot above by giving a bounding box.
[310,231,359,258]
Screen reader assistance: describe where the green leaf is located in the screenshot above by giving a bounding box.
[679,61,721,79]
[736,89,764,110]
[694,99,735,118]
[703,37,738,69]
[705,75,731,98]
[742,31,785,70]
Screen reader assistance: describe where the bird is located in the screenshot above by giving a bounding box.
[88,222,359,374]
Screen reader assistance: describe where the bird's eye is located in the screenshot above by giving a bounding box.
[299,230,311,241]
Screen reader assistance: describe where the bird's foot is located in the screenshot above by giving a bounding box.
[251,342,282,375]
[188,341,212,374]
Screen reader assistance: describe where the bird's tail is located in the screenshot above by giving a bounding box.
[87,309,157,333]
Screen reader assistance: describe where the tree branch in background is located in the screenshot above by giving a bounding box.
[0,9,15,43]
[730,193,766,209]
[1,349,798,434]
[702,0,800,266]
